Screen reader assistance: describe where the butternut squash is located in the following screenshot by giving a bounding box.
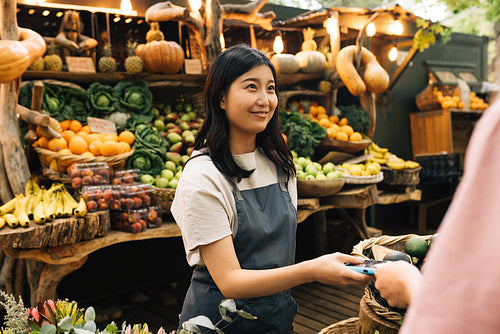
[0,28,46,83]
[336,45,389,96]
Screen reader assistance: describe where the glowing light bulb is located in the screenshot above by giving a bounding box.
[273,35,284,54]
[392,20,403,36]
[220,33,225,50]
[366,22,376,37]
[120,0,133,12]
[189,0,202,12]
[42,10,50,16]
[389,46,398,61]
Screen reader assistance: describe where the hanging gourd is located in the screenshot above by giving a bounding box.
[136,22,185,74]
[294,28,326,74]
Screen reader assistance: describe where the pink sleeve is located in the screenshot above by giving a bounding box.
[400,98,500,333]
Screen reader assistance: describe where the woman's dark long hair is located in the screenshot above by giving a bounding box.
[193,44,295,182]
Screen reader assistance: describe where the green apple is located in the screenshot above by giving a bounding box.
[161,169,175,181]
[316,172,327,180]
[169,179,179,189]
[291,150,298,159]
[296,170,306,179]
[305,164,319,176]
[297,157,311,169]
[305,174,316,180]
[140,174,155,184]
[311,162,322,171]
[155,177,170,188]
[164,160,177,173]
[322,162,335,174]
[295,163,303,172]
[326,171,337,179]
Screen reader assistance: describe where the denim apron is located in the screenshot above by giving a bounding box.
[179,166,298,333]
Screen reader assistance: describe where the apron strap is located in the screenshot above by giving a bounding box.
[275,165,288,192]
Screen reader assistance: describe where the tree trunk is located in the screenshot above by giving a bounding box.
[0,0,31,202]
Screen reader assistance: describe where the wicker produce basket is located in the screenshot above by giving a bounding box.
[297,178,345,197]
[319,137,372,154]
[318,317,359,334]
[351,234,433,330]
[151,187,176,214]
[35,146,134,182]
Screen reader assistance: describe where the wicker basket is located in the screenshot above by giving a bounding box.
[319,138,372,154]
[351,234,433,327]
[380,166,422,186]
[151,187,176,214]
[415,83,460,111]
[35,146,134,182]
[297,178,345,197]
[318,317,359,334]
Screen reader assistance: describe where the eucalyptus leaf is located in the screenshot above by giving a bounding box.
[83,320,97,332]
[182,321,201,333]
[73,328,96,334]
[219,299,237,313]
[236,309,258,320]
[84,307,96,322]
[40,324,57,334]
[58,316,74,331]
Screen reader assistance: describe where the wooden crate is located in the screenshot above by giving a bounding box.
[410,108,453,157]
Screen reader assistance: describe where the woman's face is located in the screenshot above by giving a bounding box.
[220,64,277,147]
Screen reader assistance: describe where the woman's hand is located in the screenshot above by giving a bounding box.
[308,253,373,286]
[374,261,422,308]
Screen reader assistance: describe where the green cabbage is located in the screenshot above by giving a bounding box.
[87,82,118,116]
[114,80,153,123]
[126,149,164,176]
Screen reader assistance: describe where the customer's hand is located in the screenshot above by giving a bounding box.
[374,261,422,308]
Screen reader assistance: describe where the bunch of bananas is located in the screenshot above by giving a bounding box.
[366,142,420,170]
[0,180,87,229]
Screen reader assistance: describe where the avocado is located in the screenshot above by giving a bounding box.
[383,250,412,263]
[405,237,429,259]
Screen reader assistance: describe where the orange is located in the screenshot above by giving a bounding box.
[85,133,101,145]
[100,141,118,157]
[59,120,70,131]
[118,130,135,145]
[317,106,327,115]
[58,148,73,155]
[116,141,131,154]
[330,123,340,132]
[76,131,89,142]
[48,137,67,152]
[329,115,339,124]
[339,117,349,126]
[69,120,82,133]
[81,151,95,158]
[88,140,103,156]
[326,128,337,139]
[61,130,76,143]
[80,125,91,134]
[36,125,43,138]
[318,118,331,128]
[335,132,348,141]
[101,133,118,142]
[317,113,328,120]
[34,136,49,149]
[309,106,318,116]
[350,132,363,142]
[341,125,354,137]
[69,136,88,154]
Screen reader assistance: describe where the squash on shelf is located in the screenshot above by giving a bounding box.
[295,27,326,74]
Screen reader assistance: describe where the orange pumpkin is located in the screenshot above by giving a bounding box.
[136,40,184,74]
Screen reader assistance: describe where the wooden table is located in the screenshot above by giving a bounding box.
[297,184,422,254]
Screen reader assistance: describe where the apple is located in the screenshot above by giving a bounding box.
[315,172,327,180]
[167,132,183,144]
[296,170,306,180]
[179,121,190,131]
[164,160,177,173]
[168,179,179,189]
[296,157,311,169]
[153,119,165,131]
[169,142,183,153]
[161,169,175,181]
[165,113,178,123]
[140,174,155,184]
[322,162,335,174]
[295,163,303,172]
[155,177,170,188]
[165,152,182,165]
[305,174,316,180]
[181,155,190,165]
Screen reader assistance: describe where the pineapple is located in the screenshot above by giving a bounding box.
[124,41,143,73]
[146,22,164,42]
[43,42,63,71]
[29,57,44,71]
[98,43,116,73]
[301,27,317,51]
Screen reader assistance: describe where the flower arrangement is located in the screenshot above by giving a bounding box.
[1,290,255,334]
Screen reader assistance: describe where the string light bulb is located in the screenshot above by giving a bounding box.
[366,22,376,37]
[389,45,398,62]
[392,19,403,36]
[220,33,225,50]
[273,32,284,54]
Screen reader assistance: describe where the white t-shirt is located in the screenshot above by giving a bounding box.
[171,148,297,267]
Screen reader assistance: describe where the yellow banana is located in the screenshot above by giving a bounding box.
[33,201,46,224]
[370,142,389,154]
[15,195,30,227]
[61,188,78,209]
[369,157,387,164]
[0,197,16,215]
[60,191,75,217]
[74,197,87,217]
[3,213,19,228]
[54,192,64,218]
[45,195,59,221]
[0,217,4,229]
